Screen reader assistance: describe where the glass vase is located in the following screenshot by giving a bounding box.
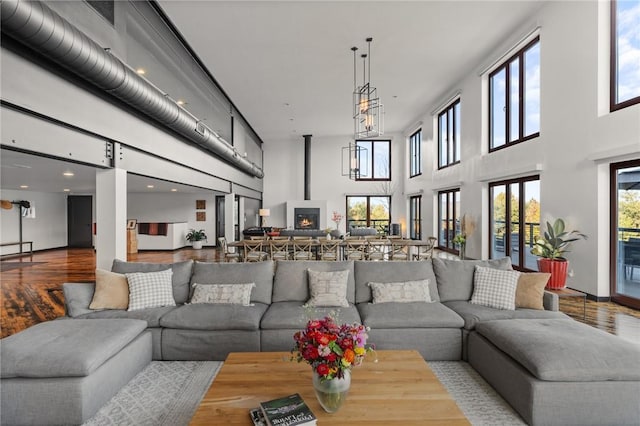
[312,370,351,413]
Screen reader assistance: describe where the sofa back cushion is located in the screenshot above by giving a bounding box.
[272,261,355,303]
[354,260,440,304]
[111,259,193,304]
[190,261,274,304]
[432,257,513,302]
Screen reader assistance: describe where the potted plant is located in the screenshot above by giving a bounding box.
[530,218,587,289]
[186,229,207,249]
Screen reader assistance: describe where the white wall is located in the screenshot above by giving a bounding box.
[127,192,217,246]
[398,1,640,297]
[0,190,67,254]
[263,133,406,235]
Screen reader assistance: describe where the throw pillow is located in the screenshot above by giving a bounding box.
[89,269,129,310]
[368,279,432,304]
[126,269,175,311]
[306,269,350,307]
[190,283,255,305]
[470,265,521,310]
[516,272,550,310]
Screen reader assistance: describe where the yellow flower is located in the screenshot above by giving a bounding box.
[354,347,366,356]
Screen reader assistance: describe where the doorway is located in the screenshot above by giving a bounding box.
[67,195,93,248]
[611,160,640,309]
[216,195,225,245]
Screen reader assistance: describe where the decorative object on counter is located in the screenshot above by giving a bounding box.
[259,209,270,227]
[186,229,207,249]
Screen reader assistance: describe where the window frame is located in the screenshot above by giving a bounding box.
[355,139,391,181]
[488,36,540,152]
[409,129,422,178]
[409,195,422,240]
[437,99,461,169]
[345,195,392,234]
[488,175,540,270]
[437,188,460,254]
[610,0,640,111]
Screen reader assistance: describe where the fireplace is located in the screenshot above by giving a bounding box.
[295,208,320,230]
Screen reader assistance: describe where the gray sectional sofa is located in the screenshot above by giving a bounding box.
[58,257,640,425]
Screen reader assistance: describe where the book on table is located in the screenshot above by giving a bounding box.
[253,393,317,426]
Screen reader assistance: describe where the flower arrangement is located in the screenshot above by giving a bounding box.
[331,211,343,229]
[292,316,373,381]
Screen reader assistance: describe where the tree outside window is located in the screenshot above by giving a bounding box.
[346,195,391,235]
[438,189,460,252]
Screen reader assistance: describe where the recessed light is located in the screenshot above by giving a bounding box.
[171,188,177,192]
[20,185,28,189]
[136,68,146,75]
[63,189,70,192]
[147,185,154,189]
[63,171,75,177]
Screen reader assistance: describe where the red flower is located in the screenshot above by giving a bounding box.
[316,363,330,376]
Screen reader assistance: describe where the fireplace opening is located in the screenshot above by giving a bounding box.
[295,208,320,230]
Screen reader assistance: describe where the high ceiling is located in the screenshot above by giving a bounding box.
[157,0,546,142]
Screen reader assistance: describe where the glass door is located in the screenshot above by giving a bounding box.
[611,160,640,309]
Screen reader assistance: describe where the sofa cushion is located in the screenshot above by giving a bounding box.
[190,283,255,305]
[159,303,268,331]
[470,266,520,310]
[1,319,147,378]
[74,305,178,327]
[260,301,361,330]
[475,319,640,381]
[190,261,274,304]
[368,279,432,304]
[516,272,550,310]
[63,283,97,317]
[357,302,464,329]
[443,300,570,330]
[272,261,355,303]
[126,269,176,311]
[112,259,193,304]
[89,269,129,310]
[306,269,350,307]
[354,260,440,304]
[432,257,513,302]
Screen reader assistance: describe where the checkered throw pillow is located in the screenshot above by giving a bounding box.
[470,265,520,310]
[126,269,175,311]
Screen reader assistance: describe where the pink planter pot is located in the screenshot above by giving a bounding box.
[537,258,568,289]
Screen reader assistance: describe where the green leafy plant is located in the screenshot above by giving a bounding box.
[530,218,587,260]
[185,229,207,242]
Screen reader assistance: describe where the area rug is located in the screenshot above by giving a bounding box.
[83,361,221,426]
[0,261,45,272]
[84,360,524,426]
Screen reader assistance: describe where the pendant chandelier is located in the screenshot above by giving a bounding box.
[342,37,384,180]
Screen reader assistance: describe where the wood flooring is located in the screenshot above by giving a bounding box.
[2,248,640,344]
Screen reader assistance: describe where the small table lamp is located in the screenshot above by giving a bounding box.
[259,209,270,227]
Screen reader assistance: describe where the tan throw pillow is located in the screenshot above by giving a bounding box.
[368,280,432,304]
[190,283,255,305]
[516,272,550,310]
[89,269,129,310]
[306,269,350,307]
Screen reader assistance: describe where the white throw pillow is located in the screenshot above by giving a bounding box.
[190,283,255,305]
[126,269,175,311]
[306,269,350,307]
[368,279,432,303]
[470,265,521,310]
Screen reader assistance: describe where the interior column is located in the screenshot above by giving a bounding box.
[96,168,127,270]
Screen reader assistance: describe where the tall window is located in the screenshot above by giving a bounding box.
[438,189,460,252]
[346,195,391,234]
[356,140,391,181]
[409,129,422,177]
[489,176,540,270]
[409,195,422,240]
[611,0,640,111]
[438,99,461,168]
[489,37,540,151]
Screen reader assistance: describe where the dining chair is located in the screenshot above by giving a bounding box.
[291,238,315,261]
[389,241,410,261]
[269,239,290,261]
[413,237,437,261]
[242,240,269,262]
[318,239,341,261]
[366,238,389,261]
[344,239,367,261]
[218,237,240,262]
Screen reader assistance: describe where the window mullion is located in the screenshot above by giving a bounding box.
[505,63,511,147]
[519,51,525,141]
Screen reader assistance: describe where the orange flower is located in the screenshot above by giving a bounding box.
[343,348,355,364]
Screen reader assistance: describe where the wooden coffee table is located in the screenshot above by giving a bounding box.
[190,350,469,425]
